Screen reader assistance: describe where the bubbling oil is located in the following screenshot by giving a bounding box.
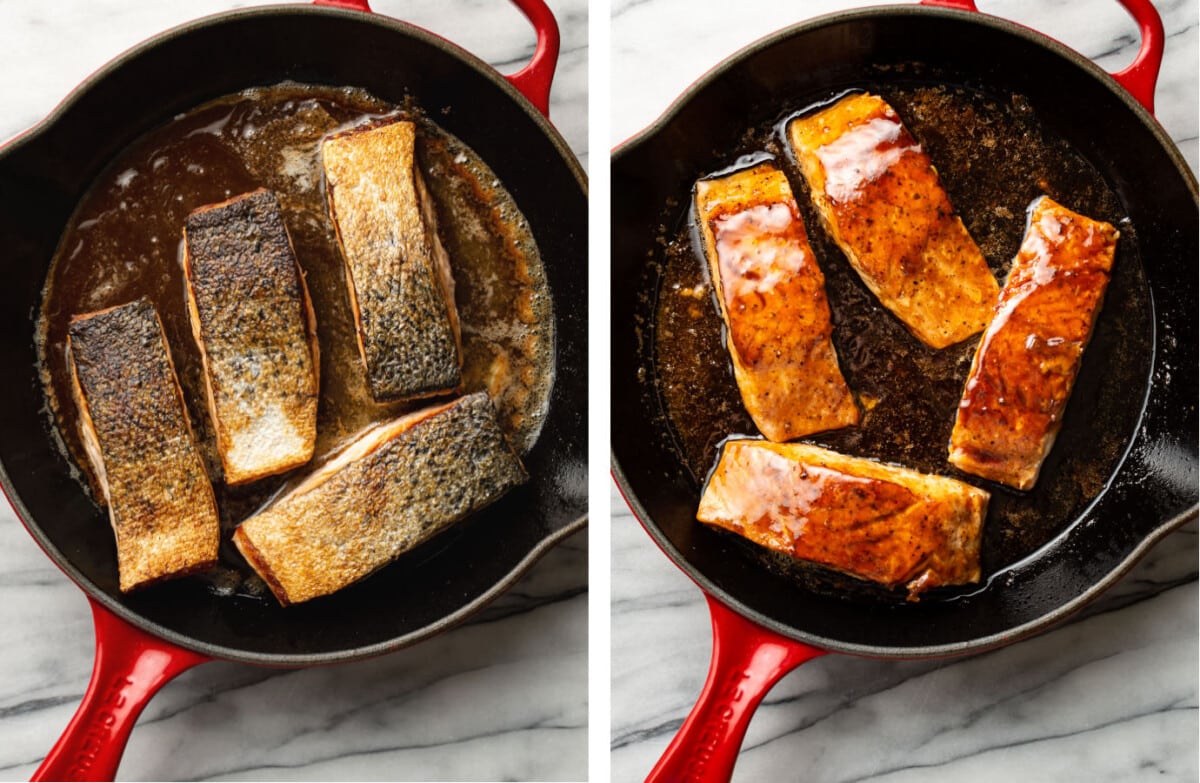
[36,82,554,598]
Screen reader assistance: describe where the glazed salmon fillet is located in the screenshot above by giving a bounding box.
[184,189,319,485]
[694,162,859,441]
[698,440,989,599]
[948,196,1119,490]
[233,392,526,605]
[67,299,219,592]
[787,93,999,348]
[322,119,462,403]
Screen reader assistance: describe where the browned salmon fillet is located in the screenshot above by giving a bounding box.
[66,299,220,592]
[183,189,319,485]
[787,93,1000,348]
[233,392,526,605]
[948,196,1119,490]
[698,440,988,599]
[322,119,462,402]
[694,162,859,441]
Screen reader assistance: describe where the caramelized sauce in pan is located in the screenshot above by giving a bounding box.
[36,82,553,599]
[649,83,1151,602]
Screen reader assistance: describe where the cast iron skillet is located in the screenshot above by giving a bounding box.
[611,0,1196,779]
[0,0,586,778]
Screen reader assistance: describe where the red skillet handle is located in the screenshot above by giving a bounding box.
[312,0,560,118]
[32,598,209,782]
[646,594,827,783]
[504,0,561,118]
[918,0,1163,114]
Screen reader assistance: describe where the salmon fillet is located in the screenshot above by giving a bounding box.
[948,196,1119,490]
[183,189,319,485]
[321,119,462,403]
[67,299,220,592]
[233,392,527,605]
[698,440,988,599]
[787,93,999,348]
[694,162,859,441]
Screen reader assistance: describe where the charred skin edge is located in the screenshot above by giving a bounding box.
[321,119,463,404]
[182,189,320,485]
[181,230,230,480]
[232,526,292,607]
[124,555,221,593]
[65,338,110,506]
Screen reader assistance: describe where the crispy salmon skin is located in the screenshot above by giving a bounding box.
[948,196,1119,490]
[694,162,859,441]
[322,118,462,403]
[184,189,319,485]
[67,299,219,592]
[698,440,988,599]
[233,392,527,606]
[787,92,999,348]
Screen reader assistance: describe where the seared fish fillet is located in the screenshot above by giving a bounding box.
[322,119,462,402]
[184,189,319,485]
[949,196,1119,490]
[694,162,859,441]
[233,392,526,605]
[698,440,988,599]
[67,299,220,592]
[787,93,999,348]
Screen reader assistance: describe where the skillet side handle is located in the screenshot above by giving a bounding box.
[646,594,827,783]
[918,0,979,9]
[504,0,561,118]
[32,598,209,782]
[917,0,1163,114]
[312,0,371,9]
[1110,0,1163,115]
[310,0,559,119]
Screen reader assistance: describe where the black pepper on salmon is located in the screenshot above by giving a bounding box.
[694,161,859,441]
[183,188,319,485]
[232,392,526,605]
[787,93,999,349]
[67,298,220,592]
[321,118,462,403]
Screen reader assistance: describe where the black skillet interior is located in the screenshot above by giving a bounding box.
[611,6,1197,657]
[0,6,587,664]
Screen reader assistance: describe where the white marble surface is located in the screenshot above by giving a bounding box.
[0,1,587,781]
[611,0,1198,781]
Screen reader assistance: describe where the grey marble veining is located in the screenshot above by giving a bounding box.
[0,1,587,780]
[611,0,1198,780]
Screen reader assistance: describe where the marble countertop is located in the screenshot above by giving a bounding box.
[610,0,1198,781]
[0,1,587,780]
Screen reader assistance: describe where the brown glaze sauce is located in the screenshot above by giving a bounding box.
[36,82,554,600]
[649,83,1151,602]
